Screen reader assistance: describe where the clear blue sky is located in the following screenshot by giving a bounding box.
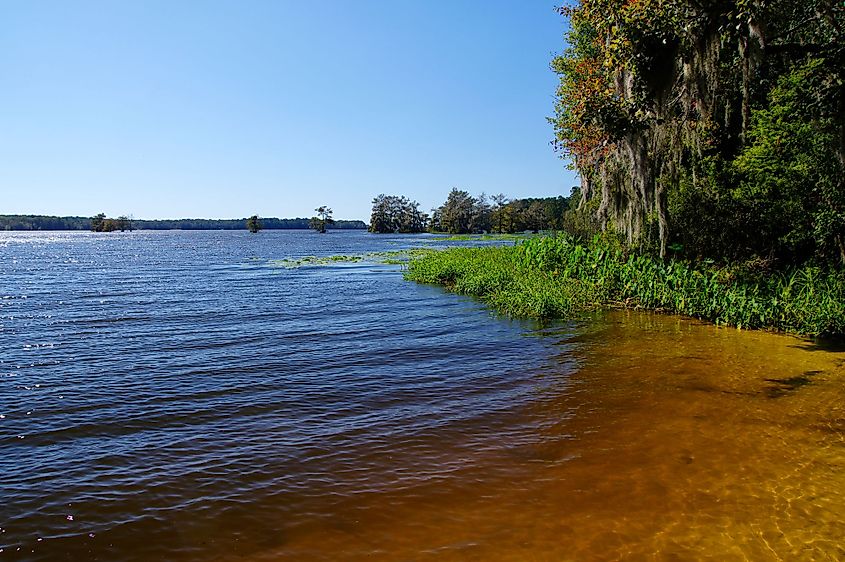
[1,0,576,221]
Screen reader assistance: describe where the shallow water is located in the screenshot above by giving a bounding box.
[1,231,842,561]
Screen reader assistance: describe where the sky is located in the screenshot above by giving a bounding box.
[1,0,577,221]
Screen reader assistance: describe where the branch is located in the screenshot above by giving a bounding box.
[769,14,821,42]
[766,42,826,55]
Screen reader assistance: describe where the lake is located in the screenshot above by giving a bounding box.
[1,230,843,561]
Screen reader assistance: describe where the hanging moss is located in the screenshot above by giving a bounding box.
[552,0,844,266]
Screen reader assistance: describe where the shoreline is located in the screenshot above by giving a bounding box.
[404,235,845,338]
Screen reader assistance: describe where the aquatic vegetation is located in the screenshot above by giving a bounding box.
[268,255,364,268]
[267,249,427,269]
[406,235,845,336]
[434,233,535,242]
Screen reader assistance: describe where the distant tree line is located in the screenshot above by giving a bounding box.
[369,188,577,234]
[0,215,367,231]
[0,215,92,231]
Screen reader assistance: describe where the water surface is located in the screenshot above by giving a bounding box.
[1,231,842,561]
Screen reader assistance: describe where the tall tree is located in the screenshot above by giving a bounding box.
[490,193,509,233]
[369,195,428,233]
[437,188,477,234]
[90,213,106,232]
[552,0,845,263]
[311,206,334,233]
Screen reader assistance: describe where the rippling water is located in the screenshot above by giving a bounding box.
[1,230,843,561]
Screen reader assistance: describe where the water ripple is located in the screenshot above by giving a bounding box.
[0,230,563,561]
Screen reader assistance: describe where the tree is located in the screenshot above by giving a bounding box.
[437,188,477,234]
[246,215,262,233]
[369,195,428,233]
[551,0,845,264]
[428,206,442,232]
[310,206,334,233]
[732,59,845,264]
[471,193,492,233]
[90,213,106,232]
[90,213,132,233]
[525,200,546,233]
[116,216,131,232]
[490,193,509,233]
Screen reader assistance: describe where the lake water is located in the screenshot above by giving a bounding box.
[1,230,843,561]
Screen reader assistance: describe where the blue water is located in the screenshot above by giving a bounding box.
[0,230,578,560]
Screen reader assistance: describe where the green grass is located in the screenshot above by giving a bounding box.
[430,233,536,242]
[405,235,845,337]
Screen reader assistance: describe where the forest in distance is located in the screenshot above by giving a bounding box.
[2,190,576,234]
[0,214,367,231]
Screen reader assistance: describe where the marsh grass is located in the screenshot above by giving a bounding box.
[431,233,536,242]
[405,235,845,336]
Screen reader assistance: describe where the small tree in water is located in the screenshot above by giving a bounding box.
[310,206,334,233]
[246,215,262,233]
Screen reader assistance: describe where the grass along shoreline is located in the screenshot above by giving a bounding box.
[404,235,845,337]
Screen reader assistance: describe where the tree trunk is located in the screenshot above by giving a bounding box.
[739,34,751,144]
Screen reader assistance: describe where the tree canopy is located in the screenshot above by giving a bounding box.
[369,195,428,233]
[246,215,262,233]
[429,189,575,234]
[552,0,844,265]
[310,206,335,233]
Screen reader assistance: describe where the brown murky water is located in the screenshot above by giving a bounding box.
[250,311,845,562]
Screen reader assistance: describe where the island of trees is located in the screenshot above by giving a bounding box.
[310,206,335,233]
[90,213,133,232]
[246,215,262,233]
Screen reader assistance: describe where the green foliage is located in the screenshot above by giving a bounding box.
[268,249,423,268]
[310,206,335,234]
[561,190,601,241]
[90,213,106,232]
[437,188,477,234]
[552,1,845,265]
[431,233,533,242]
[406,235,845,337]
[90,213,131,232]
[246,215,262,234]
[429,190,575,235]
[0,215,367,231]
[732,58,845,265]
[369,195,428,233]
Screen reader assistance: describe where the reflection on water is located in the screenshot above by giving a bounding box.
[1,232,842,561]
